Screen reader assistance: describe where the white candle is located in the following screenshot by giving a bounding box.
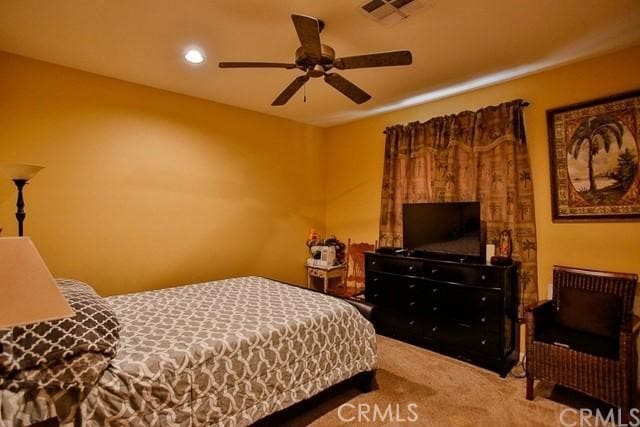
[485,244,496,264]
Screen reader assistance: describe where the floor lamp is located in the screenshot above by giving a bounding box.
[1,163,44,236]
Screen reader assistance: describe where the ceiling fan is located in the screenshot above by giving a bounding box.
[218,14,413,106]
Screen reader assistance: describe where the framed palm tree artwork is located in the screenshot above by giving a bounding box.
[547,90,640,221]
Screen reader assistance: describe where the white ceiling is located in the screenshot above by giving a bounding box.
[1,0,640,127]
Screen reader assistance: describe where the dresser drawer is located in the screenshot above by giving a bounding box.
[470,332,502,357]
[424,320,502,357]
[367,256,423,276]
[423,281,502,332]
[400,277,431,307]
[365,272,408,307]
[373,308,425,342]
[423,262,503,287]
[364,272,386,306]
[366,272,431,309]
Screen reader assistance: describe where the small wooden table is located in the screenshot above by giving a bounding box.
[306,264,346,293]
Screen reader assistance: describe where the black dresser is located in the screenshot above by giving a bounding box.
[364,251,519,376]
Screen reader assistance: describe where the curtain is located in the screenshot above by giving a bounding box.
[379,100,537,317]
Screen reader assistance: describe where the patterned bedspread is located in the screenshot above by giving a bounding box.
[75,276,377,426]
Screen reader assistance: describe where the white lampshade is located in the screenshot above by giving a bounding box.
[0,163,45,180]
[0,237,73,328]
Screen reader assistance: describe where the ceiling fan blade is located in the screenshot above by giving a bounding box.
[324,73,371,104]
[272,75,310,106]
[219,62,297,69]
[291,14,322,62]
[334,50,412,70]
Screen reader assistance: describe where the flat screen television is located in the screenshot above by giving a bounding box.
[402,202,483,258]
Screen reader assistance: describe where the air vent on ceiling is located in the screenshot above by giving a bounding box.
[360,0,425,25]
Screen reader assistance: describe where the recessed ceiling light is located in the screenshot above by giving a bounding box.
[184,49,205,64]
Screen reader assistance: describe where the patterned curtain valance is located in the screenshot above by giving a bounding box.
[379,99,537,318]
[384,100,528,152]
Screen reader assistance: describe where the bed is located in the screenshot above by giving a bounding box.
[0,276,378,426]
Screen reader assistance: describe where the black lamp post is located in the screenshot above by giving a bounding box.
[2,164,44,236]
[13,179,28,237]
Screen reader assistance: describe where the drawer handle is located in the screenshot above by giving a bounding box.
[409,320,416,327]
[371,261,376,265]
[432,306,438,312]
[408,283,416,289]
[373,277,379,282]
[431,268,438,274]
[409,301,416,308]
[481,339,487,345]
[481,275,486,280]
[481,317,486,323]
[373,293,380,299]
[432,326,438,332]
[481,296,487,302]
[408,265,415,271]
[432,287,438,293]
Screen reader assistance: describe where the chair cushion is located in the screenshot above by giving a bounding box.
[535,323,619,360]
[556,287,622,337]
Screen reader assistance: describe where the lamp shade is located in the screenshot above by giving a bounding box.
[0,237,73,328]
[0,163,45,180]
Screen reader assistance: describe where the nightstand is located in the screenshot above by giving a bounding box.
[306,264,346,293]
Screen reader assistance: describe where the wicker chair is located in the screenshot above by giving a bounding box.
[526,265,639,415]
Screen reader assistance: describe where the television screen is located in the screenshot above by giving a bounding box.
[402,202,482,257]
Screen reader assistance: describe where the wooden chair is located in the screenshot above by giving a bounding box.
[526,265,639,417]
[344,239,377,293]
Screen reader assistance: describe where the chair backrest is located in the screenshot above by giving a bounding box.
[552,265,638,329]
[346,239,377,287]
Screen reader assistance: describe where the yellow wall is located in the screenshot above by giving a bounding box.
[0,52,325,296]
[2,45,640,301]
[325,45,640,301]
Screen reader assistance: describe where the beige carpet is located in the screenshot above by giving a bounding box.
[257,335,616,426]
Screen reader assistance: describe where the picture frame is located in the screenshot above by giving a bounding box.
[547,90,640,222]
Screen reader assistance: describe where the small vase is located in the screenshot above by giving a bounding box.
[498,229,512,258]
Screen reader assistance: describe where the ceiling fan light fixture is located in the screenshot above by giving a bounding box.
[184,48,205,64]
